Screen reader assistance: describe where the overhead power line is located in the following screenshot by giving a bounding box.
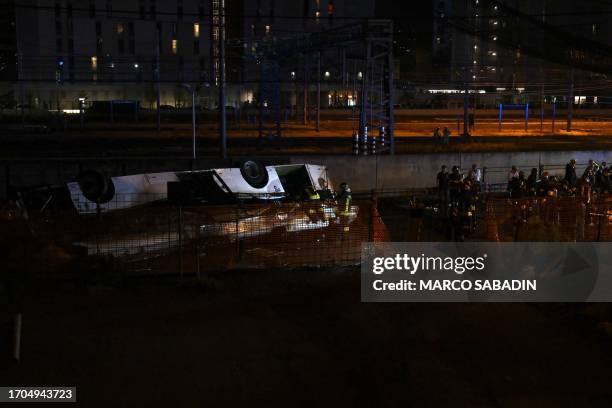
[13,2,612,21]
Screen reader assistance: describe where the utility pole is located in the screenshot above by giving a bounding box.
[155,22,161,133]
[181,84,198,159]
[566,67,575,132]
[192,87,197,159]
[387,44,395,154]
[16,51,25,126]
[303,54,309,124]
[316,51,321,132]
[552,98,556,133]
[462,67,470,138]
[540,84,544,132]
[359,41,371,146]
[341,48,346,90]
[219,4,227,159]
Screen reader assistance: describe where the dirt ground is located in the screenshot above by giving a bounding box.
[3,127,612,159]
[3,113,612,158]
[1,268,612,407]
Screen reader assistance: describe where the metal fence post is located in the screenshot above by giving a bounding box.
[236,202,244,263]
[178,205,183,280]
[597,213,603,242]
[551,100,556,133]
[12,313,22,362]
[195,240,200,280]
[368,195,374,242]
[95,202,101,256]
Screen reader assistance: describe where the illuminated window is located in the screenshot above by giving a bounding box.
[171,39,178,54]
[91,56,98,69]
[265,25,271,34]
[193,23,200,38]
[117,23,124,34]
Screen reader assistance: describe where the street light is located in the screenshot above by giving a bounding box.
[180,83,202,160]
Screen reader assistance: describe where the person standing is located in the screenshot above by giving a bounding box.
[449,166,463,205]
[600,168,612,194]
[507,166,519,195]
[471,164,482,183]
[580,165,595,203]
[596,161,607,187]
[526,168,538,196]
[471,163,483,191]
[433,127,442,142]
[337,182,352,214]
[508,165,519,181]
[442,127,451,144]
[565,159,577,188]
[437,165,450,213]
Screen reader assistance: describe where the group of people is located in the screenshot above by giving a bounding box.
[436,164,483,241]
[433,158,611,240]
[506,159,611,202]
[564,159,611,201]
[437,164,482,206]
[433,127,452,144]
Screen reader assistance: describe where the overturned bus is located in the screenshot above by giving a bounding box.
[68,161,334,213]
[62,161,360,260]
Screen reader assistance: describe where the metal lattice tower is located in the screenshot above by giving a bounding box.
[358,22,395,154]
[255,20,395,153]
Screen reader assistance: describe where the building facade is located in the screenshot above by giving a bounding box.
[15,0,226,110]
[14,0,377,111]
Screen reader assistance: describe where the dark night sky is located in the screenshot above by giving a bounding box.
[376,0,434,45]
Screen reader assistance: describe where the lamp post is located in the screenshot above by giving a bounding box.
[316,52,321,132]
[78,97,86,129]
[180,83,201,160]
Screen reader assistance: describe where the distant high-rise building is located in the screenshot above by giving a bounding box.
[0,0,17,101]
[433,0,612,88]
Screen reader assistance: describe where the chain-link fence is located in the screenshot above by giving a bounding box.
[485,195,612,242]
[5,195,392,279]
[4,188,612,280]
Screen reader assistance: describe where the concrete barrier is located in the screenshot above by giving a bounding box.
[290,150,612,191]
[2,151,610,193]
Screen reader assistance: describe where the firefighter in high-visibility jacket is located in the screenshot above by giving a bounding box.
[337,182,352,215]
